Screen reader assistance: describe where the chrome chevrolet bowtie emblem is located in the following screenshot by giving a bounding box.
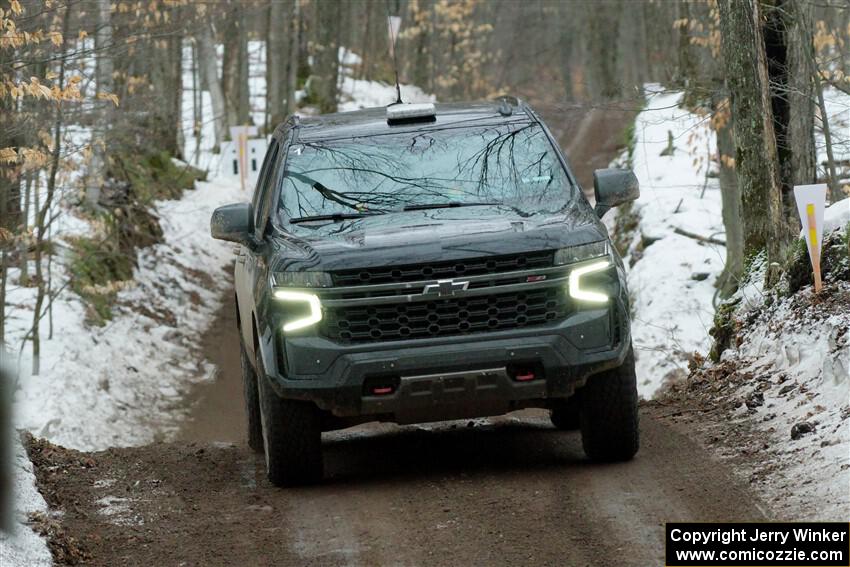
[423,279,469,297]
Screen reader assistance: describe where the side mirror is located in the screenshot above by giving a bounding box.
[592,168,640,218]
[211,202,253,244]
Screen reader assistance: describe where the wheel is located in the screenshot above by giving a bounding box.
[256,357,323,487]
[550,397,580,430]
[579,346,639,462]
[240,345,264,452]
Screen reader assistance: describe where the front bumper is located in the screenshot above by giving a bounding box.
[260,299,630,422]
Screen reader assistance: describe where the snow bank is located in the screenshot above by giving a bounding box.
[0,436,52,567]
[717,205,850,519]
[610,88,724,397]
[617,87,849,399]
[731,294,849,519]
[824,196,849,234]
[10,177,243,451]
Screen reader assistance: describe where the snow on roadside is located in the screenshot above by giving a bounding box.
[738,199,849,519]
[680,199,849,520]
[608,86,725,397]
[2,176,243,565]
[0,436,52,567]
[614,86,849,517]
[614,86,849,399]
[9,177,243,451]
[732,294,849,519]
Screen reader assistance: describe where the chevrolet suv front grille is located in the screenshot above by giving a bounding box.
[321,288,570,343]
[318,251,573,344]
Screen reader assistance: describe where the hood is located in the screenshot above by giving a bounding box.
[269,202,607,272]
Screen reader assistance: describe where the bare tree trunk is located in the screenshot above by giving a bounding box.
[718,0,784,283]
[285,0,300,116]
[0,248,6,346]
[762,0,815,237]
[197,21,227,152]
[192,41,202,163]
[222,6,250,126]
[33,5,70,374]
[150,33,184,157]
[267,0,287,129]
[815,71,843,203]
[586,2,621,100]
[87,0,113,209]
[714,97,744,298]
[315,0,341,113]
[19,173,31,287]
[786,0,817,192]
[359,2,372,80]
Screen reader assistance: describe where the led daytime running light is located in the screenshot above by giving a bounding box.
[273,290,323,332]
[569,260,610,303]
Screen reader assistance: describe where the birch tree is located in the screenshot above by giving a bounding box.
[197,20,227,151]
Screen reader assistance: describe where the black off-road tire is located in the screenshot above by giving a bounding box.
[256,358,323,487]
[240,346,264,453]
[579,346,639,462]
[550,396,581,431]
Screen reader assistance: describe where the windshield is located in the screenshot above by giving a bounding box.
[277,122,578,223]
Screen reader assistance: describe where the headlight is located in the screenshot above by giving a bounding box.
[273,290,323,332]
[554,241,609,265]
[273,271,333,288]
[569,260,610,303]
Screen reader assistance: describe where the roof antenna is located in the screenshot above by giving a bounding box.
[386,2,403,106]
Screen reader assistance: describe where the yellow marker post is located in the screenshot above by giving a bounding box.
[793,184,827,295]
[806,204,822,293]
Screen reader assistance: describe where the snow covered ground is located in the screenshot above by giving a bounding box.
[0,439,52,567]
[668,199,849,520]
[611,87,848,518]
[0,176,244,563]
[612,85,850,398]
[731,287,849,519]
[606,86,725,397]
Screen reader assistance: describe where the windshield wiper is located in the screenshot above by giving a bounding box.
[401,201,501,211]
[289,212,383,224]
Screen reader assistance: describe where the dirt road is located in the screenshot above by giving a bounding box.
[28,405,766,567]
[23,105,770,566]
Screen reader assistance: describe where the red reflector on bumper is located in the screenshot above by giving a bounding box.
[372,386,394,395]
[515,371,535,382]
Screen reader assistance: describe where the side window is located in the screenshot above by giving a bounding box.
[256,140,287,238]
[252,138,279,229]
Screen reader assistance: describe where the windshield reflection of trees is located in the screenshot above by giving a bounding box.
[279,124,570,220]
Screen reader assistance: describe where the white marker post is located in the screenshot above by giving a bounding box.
[229,125,258,192]
[793,184,828,293]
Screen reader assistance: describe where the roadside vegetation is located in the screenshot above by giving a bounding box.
[67,152,204,324]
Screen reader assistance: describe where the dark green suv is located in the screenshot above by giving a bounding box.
[211,99,640,486]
